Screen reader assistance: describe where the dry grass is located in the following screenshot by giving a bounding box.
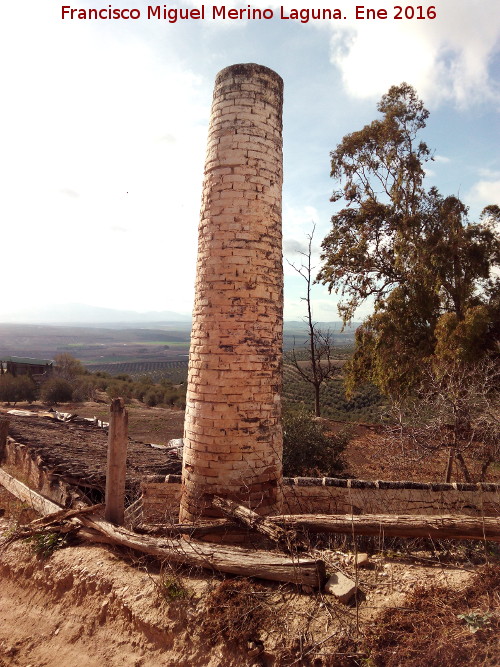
[199,578,271,649]
[356,563,500,666]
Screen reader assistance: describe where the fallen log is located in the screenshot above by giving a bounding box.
[78,515,326,587]
[0,468,326,588]
[211,496,300,549]
[270,514,500,543]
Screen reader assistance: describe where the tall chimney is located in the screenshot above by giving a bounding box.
[179,64,284,521]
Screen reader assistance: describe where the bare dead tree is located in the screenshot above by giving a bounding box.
[286,224,338,417]
[387,358,500,482]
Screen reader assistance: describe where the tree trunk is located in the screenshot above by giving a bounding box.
[314,383,321,417]
[455,451,473,483]
[444,445,454,483]
[271,514,500,542]
[0,420,9,463]
[211,496,301,549]
[78,515,326,587]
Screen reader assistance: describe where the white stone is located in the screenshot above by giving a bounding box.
[324,572,358,604]
[355,553,370,568]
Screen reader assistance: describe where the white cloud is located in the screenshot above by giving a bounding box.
[478,168,500,180]
[327,0,500,107]
[200,0,500,108]
[467,180,500,207]
[0,1,209,314]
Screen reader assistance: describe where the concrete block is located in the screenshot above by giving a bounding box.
[324,572,358,604]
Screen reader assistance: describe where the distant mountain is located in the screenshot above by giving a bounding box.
[0,303,192,324]
[284,320,361,332]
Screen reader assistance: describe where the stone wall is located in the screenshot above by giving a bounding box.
[1,436,79,508]
[143,475,500,524]
[180,63,284,521]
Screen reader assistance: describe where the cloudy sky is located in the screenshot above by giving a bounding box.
[1,0,499,321]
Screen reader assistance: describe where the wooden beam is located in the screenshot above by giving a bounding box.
[270,513,500,543]
[211,495,301,549]
[105,398,128,525]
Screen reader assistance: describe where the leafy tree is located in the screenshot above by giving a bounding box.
[286,224,338,416]
[0,374,37,405]
[318,83,500,397]
[54,353,86,380]
[282,407,348,477]
[40,377,74,405]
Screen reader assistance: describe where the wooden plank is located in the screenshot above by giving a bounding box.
[212,495,300,548]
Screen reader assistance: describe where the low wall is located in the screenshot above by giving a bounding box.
[2,428,498,524]
[281,477,500,516]
[1,436,82,508]
[141,475,500,524]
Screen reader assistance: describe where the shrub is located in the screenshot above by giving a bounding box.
[282,407,348,477]
[72,378,97,402]
[26,532,67,558]
[0,374,37,404]
[40,377,74,405]
[144,388,163,407]
[106,380,133,400]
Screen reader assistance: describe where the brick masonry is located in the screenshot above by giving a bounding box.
[145,475,500,524]
[179,64,284,521]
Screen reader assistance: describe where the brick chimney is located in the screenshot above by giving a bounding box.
[180,64,284,521]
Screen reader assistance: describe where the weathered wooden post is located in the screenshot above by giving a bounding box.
[180,63,284,521]
[0,419,9,463]
[105,398,128,525]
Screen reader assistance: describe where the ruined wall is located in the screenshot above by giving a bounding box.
[144,475,500,524]
[280,477,500,516]
[2,437,79,508]
[180,64,284,521]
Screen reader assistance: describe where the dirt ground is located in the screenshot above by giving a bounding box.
[1,496,490,667]
[0,402,499,665]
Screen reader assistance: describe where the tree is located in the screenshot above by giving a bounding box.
[0,374,37,405]
[388,359,500,482]
[318,83,500,397]
[54,353,86,380]
[286,224,338,416]
[40,377,74,405]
